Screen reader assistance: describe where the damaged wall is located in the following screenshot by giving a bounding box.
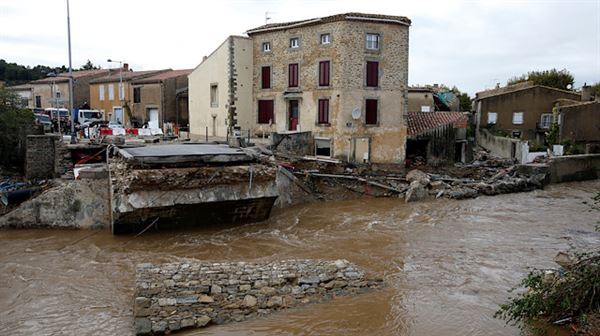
[0,177,111,229]
[111,161,279,233]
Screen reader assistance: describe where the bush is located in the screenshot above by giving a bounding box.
[562,140,586,155]
[0,87,35,170]
[495,193,600,334]
[529,140,547,152]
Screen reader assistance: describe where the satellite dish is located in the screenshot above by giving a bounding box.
[351,107,361,120]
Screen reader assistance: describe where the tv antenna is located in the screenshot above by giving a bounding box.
[265,11,273,24]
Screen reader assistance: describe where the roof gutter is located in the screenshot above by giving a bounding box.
[345,16,411,26]
[246,18,321,34]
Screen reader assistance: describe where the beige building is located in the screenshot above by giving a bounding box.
[7,69,109,110]
[89,67,169,125]
[6,83,34,108]
[246,13,411,163]
[189,36,253,138]
[408,87,435,113]
[131,69,192,129]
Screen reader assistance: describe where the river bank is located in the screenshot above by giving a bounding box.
[1,180,598,335]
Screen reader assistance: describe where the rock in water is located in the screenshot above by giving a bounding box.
[405,180,427,203]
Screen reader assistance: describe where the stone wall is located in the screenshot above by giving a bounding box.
[271,131,314,156]
[133,259,383,335]
[25,135,71,180]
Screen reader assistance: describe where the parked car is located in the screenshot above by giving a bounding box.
[34,113,52,132]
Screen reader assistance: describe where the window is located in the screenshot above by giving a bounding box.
[258,100,274,124]
[320,33,331,45]
[512,112,523,125]
[210,84,218,107]
[119,83,124,100]
[108,84,115,100]
[99,85,105,101]
[289,37,299,49]
[315,138,332,157]
[366,33,380,50]
[319,61,330,86]
[35,95,41,108]
[318,99,329,124]
[488,112,497,124]
[288,64,299,88]
[262,42,271,52]
[261,66,271,89]
[366,61,379,87]
[540,113,552,129]
[133,87,141,103]
[365,99,378,125]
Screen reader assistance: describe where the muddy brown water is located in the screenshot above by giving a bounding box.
[1,181,599,336]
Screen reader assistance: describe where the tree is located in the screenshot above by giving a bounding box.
[0,87,35,169]
[590,82,600,99]
[80,59,100,70]
[507,68,574,90]
[449,86,473,111]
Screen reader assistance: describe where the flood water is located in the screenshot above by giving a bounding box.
[1,181,599,336]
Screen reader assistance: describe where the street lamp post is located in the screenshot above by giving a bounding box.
[107,59,124,123]
[66,0,75,143]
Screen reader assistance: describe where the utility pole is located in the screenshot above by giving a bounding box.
[66,0,76,143]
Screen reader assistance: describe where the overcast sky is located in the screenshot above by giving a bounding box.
[1,0,599,95]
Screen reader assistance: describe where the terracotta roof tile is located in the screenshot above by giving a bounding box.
[407,112,468,136]
[247,12,411,34]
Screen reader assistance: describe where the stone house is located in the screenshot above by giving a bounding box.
[88,66,169,125]
[474,81,581,141]
[130,69,192,129]
[188,36,253,138]
[408,87,435,113]
[246,13,411,163]
[7,69,109,110]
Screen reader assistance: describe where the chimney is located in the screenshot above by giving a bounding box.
[123,63,129,72]
[203,56,208,62]
[581,83,591,101]
[496,82,500,89]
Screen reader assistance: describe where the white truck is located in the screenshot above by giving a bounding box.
[77,109,104,126]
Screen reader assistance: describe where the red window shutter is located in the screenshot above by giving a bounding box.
[261,66,271,89]
[366,61,379,87]
[258,100,274,124]
[289,64,298,87]
[318,99,329,124]
[319,61,330,86]
[365,99,378,125]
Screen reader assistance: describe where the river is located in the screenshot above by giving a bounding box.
[1,180,599,335]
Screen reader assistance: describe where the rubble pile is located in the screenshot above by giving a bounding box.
[133,259,383,335]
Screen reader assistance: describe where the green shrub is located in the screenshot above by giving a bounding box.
[529,140,547,152]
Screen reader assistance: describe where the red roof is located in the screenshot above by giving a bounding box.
[407,112,468,136]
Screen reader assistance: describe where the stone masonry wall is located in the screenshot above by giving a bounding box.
[25,134,71,180]
[250,18,409,163]
[133,259,383,335]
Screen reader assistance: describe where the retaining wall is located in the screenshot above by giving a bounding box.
[476,129,528,163]
[133,259,383,335]
[549,154,600,183]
